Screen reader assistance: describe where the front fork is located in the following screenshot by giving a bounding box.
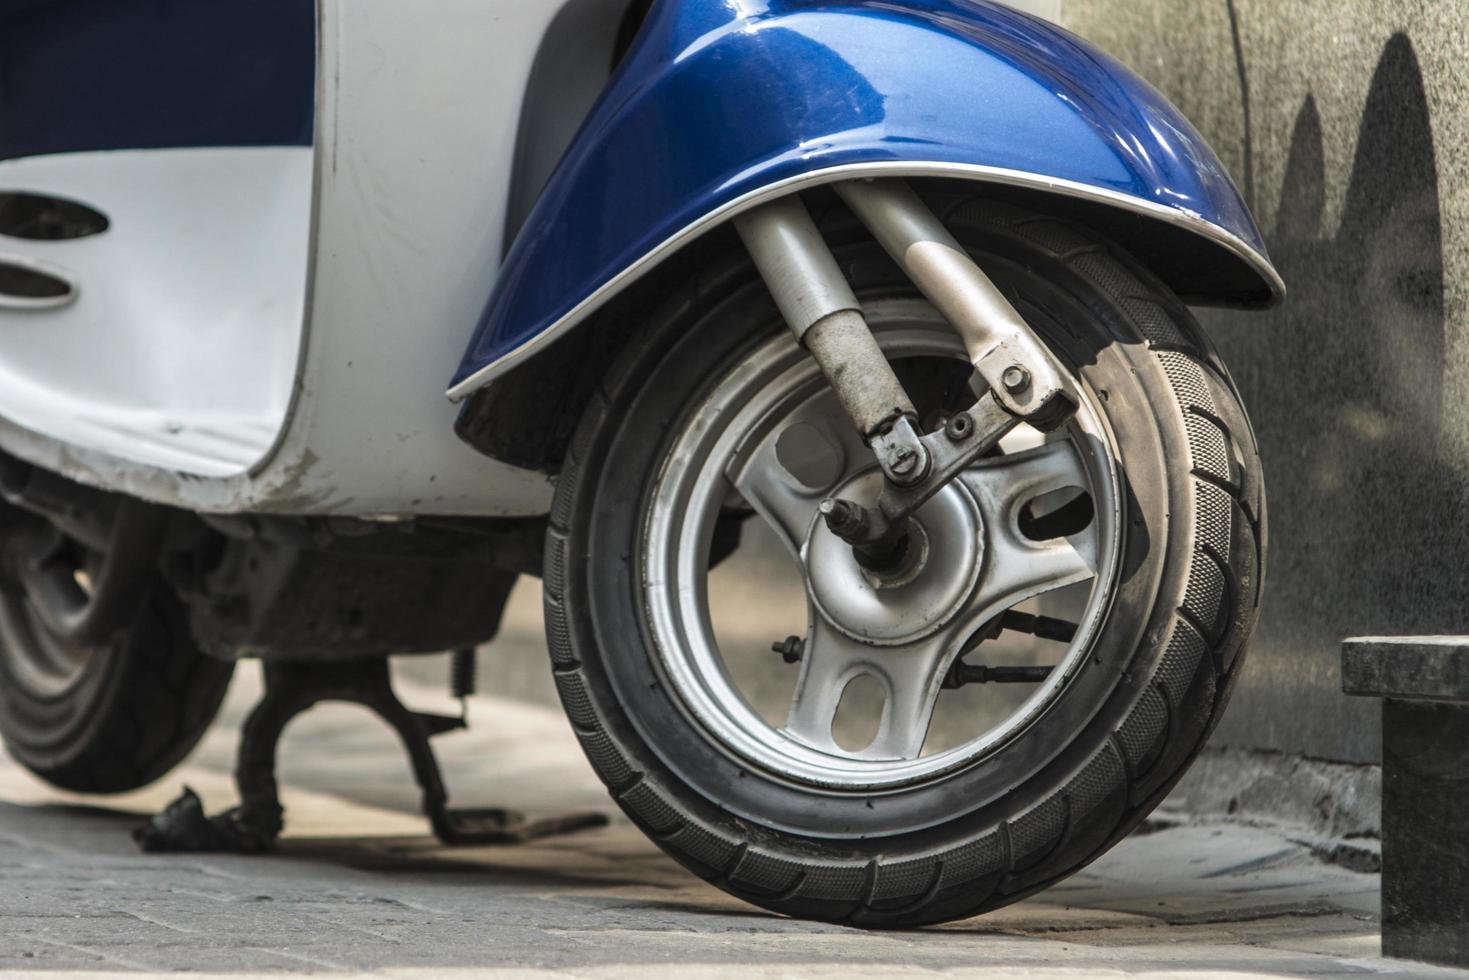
[733,179,1077,570]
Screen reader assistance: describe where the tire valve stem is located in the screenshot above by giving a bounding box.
[771,635,805,664]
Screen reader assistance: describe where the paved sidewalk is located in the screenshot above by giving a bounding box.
[0,663,1458,978]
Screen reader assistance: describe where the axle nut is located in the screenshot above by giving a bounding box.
[1001,365,1030,394]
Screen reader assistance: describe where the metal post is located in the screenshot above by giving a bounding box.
[1343,636,1469,968]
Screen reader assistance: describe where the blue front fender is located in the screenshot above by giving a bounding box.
[448,0,1281,399]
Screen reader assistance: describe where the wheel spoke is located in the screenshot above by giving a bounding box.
[782,620,861,754]
[725,395,867,554]
[783,618,950,761]
[866,637,951,759]
[959,439,1100,618]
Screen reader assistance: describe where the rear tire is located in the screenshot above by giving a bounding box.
[546,194,1265,926]
[0,527,233,794]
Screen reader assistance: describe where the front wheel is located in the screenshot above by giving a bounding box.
[547,196,1264,926]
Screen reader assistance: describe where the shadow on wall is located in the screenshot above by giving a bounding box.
[1204,33,1455,759]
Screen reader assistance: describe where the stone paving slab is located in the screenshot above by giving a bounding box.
[0,663,1460,978]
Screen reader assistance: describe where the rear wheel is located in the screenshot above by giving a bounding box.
[547,196,1264,926]
[0,497,232,792]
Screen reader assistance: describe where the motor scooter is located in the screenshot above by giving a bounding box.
[0,0,1278,925]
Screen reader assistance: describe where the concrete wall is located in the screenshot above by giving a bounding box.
[1058,0,1468,763]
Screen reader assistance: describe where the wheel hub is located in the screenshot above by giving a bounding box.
[802,470,984,647]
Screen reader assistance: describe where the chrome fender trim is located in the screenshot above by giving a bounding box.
[446,160,1283,402]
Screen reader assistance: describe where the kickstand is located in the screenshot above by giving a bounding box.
[133,659,608,854]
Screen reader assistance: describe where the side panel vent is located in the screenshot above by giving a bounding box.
[0,192,109,241]
[0,257,76,309]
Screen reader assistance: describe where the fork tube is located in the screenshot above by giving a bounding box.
[835,178,1072,422]
[733,195,916,439]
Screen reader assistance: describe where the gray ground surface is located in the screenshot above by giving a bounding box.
[0,662,1458,979]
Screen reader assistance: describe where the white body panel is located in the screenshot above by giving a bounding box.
[0,0,601,516]
[0,148,310,477]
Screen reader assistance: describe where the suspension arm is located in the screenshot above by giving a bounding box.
[835,179,1076,430]
[734,184,1077,563]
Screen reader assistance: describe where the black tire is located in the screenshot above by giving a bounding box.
[545,193,1265,927]
[0,581,234,794]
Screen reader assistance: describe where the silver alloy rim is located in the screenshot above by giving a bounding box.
[0,523,97,698]
[0,597,94,698]
[643,299,1122,791]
